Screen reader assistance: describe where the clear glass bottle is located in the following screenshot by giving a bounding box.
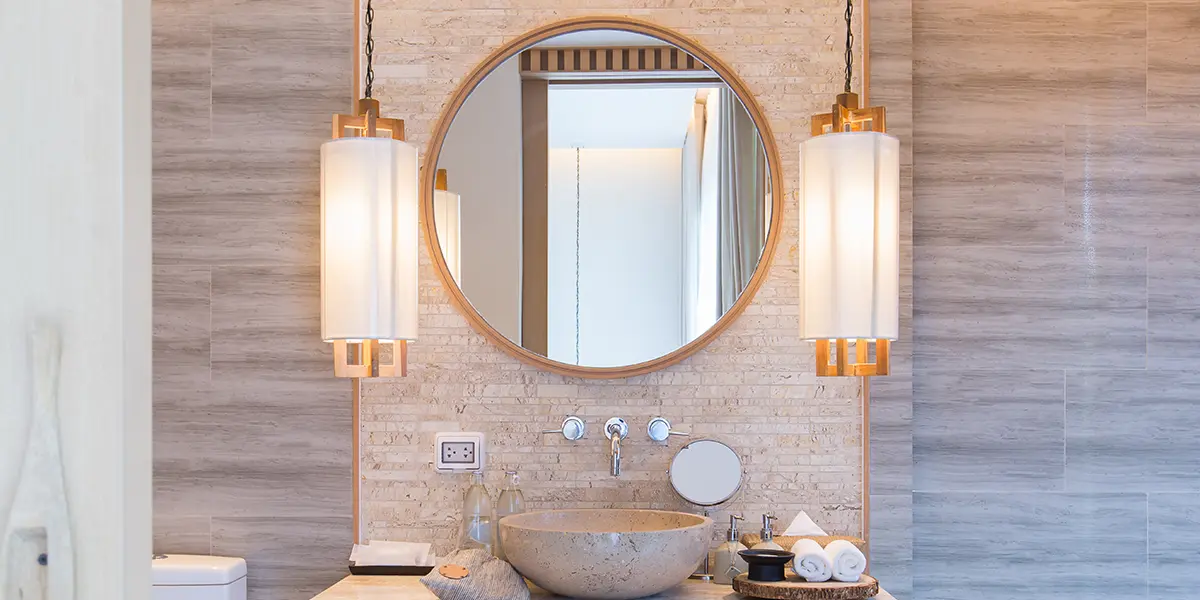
[493,471,526,560]
[713,515,749,584]
[459,472,494,554]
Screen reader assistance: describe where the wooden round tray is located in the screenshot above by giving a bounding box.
[732,573,879,600]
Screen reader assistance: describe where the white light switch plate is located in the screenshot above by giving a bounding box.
[434,432,485,473]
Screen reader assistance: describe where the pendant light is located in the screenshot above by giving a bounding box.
[799,0,900,377]
[432,169,462,285]
[320,0,418,378]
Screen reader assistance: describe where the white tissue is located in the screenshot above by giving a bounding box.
[824,539,866,583]
[350,540,436,567]
[782,511,829,536]
[790,539,833,582]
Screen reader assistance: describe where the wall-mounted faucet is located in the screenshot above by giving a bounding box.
[604,418,629,476]
[542,416,586,441]
[647,417,689,442]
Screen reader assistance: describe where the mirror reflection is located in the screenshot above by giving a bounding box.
[434,30,772,368]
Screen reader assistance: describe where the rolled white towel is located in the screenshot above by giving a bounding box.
[789,539,832,582]
[824,539,866,583]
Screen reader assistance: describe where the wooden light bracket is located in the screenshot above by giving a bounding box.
[435,168,448,191]
[332,97,406,141]
[810,92,887,137]
[816,339,891,377]
[328,97,409,379]
[332,339,408,378]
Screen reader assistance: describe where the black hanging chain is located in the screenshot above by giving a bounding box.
[844,0,854,94]
[364,0,375,98]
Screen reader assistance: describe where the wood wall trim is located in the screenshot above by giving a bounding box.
[519,46,712,75]
[418,15,787,380]
[520,78,549,355]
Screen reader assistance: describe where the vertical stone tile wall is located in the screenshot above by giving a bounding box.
[913,0,1200,598]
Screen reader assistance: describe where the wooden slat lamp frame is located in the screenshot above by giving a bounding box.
[329,96,409,379]
[810,91,891,378]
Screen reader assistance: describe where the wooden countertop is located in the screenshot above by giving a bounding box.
[311,576,897,600]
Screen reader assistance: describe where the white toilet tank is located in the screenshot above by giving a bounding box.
[152,554,247,600]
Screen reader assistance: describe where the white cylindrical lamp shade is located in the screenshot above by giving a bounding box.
[433,189,462,286]
[798,131,900,340]
[320,137,419,343]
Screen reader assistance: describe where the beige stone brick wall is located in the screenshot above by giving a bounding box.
[362,0,870,550]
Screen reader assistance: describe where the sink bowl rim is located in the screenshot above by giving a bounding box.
[499,508,711,534]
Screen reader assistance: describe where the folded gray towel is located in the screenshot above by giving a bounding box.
[420,549,530,600]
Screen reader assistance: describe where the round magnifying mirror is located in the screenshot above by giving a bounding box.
[424,19,782,378]
[669,439,742,507]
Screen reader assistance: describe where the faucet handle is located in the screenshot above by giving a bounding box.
[647,417,688,442]
[542,416,585,441]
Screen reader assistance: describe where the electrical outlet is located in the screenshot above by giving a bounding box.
[442,442,475,464]
[434,432,485,472]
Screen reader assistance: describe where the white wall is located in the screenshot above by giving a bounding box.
[437,58,523,342]
[0,0,152,596]
[547,149,684,367]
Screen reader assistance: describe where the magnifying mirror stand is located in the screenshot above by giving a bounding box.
[688,506,715,581]
[668,439,744,583]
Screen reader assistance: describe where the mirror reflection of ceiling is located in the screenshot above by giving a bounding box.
[434,29,772,370]
[548,86,702,148]
[531,30,671,48]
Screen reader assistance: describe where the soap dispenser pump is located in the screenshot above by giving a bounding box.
[713,514,749,584]
[751,513,782,550]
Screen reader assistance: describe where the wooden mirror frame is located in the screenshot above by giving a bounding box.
[420,16,785,379]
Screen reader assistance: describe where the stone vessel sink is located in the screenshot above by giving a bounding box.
[498,509,713,600]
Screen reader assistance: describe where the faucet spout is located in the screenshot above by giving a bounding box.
[610,432,621,476]
[604,417,628,477]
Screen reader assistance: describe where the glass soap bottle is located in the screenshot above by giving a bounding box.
[750,513,782,550]
[459,472,494,554]
[713,514,749,585]
[493,471,526,560]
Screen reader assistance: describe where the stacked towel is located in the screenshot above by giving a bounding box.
[789,539,832,582]
[825,539,867,583]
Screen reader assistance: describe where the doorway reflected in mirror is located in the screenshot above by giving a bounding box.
[432,28,775,371]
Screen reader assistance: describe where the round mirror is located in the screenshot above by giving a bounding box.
[423,18,783,378]
[669,439,743,507]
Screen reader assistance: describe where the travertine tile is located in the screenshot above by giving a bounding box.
[915,246,1146,370]
[153,515,212,555]
[153,266,210,390]
[915,371,1065,491]
[913,125,1065,245]
[867,0,913,168]
[914,492,1147,600]
[212,516,352,600]
[913,0,1146,246]
[1067,371,1200,491]
[154,388,352,517]
[1065,125,1200,245]
[870,375,911,496]
[1149,246,1200,369]
[869,494,911,600]
[1149,493,1200,594]
[153,140,322,265]
[1148,1,1200,119]
[213,0,349,15]
[914,0,1146,125]
[210,266,338,391]
[152,12,211,142]
[211,13,351,142]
